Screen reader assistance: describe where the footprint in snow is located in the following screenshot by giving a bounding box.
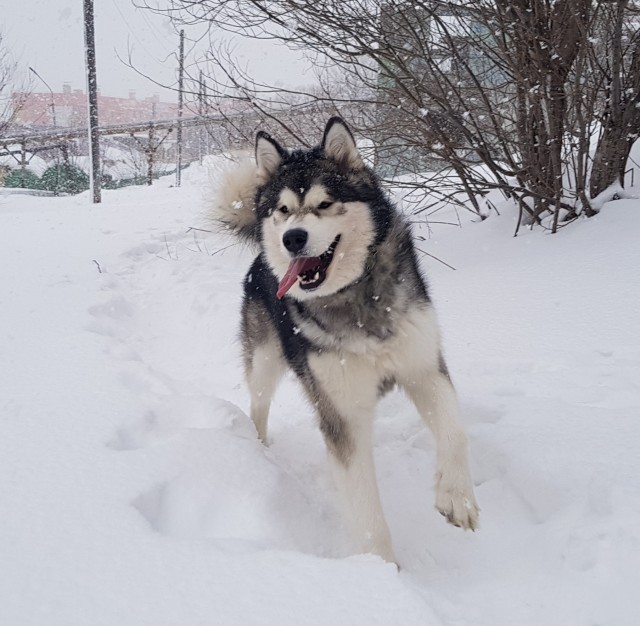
[108,396,254,451]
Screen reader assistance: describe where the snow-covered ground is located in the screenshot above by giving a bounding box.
[1,164,639,625]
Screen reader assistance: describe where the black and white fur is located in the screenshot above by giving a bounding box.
[213,118,479,563]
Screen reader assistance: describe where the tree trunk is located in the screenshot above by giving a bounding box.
[589,0,640,200]
[589,124,633,198]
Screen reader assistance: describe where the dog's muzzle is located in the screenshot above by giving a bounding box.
[276,235,341,299]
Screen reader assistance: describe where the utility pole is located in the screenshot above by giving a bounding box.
[176,29,185,187]
[198,70,204,163]
[83,0,101,203]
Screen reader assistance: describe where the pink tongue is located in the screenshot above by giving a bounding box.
[277,257,321,299]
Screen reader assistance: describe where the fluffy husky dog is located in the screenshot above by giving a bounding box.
[213,118,479,563]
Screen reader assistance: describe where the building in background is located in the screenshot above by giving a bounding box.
[12,85,178,128]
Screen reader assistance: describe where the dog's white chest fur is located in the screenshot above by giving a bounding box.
[295,304,440,376]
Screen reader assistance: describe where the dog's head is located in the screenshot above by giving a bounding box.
[255,118,384,301]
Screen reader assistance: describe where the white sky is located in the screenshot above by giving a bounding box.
[3,0,313,102]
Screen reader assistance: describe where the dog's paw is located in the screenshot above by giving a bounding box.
[435,472,480,531]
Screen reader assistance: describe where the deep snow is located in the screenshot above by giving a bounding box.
[0,164,639,625]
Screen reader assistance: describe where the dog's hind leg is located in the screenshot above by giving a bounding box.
[307,352,395,563]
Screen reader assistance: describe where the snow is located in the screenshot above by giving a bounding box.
[0,152,49,175]
[1,164,639,625]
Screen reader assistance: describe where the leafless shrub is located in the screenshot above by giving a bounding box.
[140,0,640,233]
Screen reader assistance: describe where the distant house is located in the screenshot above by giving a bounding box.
[374,2,503,176]
[12,85,179,128]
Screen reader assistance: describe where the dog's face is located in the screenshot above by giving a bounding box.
[255,118,377,301]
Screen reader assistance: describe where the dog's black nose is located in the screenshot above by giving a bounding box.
[282,228,308,254]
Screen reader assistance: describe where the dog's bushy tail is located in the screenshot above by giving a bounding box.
[210,161,260,245]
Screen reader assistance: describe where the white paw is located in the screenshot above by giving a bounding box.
[435,471,480,531]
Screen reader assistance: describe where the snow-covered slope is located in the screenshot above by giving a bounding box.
[1,166,638,625]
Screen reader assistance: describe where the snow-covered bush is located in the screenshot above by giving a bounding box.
[3,169,41,190]
[40,164,90,195]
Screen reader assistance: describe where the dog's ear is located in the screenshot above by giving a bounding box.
[255,131,285,181]
[322,117,363,169]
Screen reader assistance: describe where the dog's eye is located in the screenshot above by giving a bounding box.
[279,205,289,215]
[318,201,333,210]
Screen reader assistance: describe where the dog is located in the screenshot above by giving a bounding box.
[212,117,479,563]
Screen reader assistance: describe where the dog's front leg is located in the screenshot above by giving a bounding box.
[402,365,480,531]
[325,413,396,563]
[244,336,287,444]
[307,352,395,563]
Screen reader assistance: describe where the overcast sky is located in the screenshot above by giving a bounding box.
[3,0,312,102]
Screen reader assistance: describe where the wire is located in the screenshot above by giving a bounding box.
[110,0,162,62]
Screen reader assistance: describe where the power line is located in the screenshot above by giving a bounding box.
[110,0,158,61]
